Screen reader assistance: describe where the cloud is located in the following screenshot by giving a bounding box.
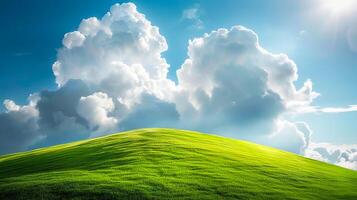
[318,105,357,113]
[119,94,179,131]
[0,96,40,154]
[53,2,172,90]
[305,143,357,170]
[4,99,21,111]
[77,92,117,135]
[268,120,311,154]
[182,8,199,20]
[35,80,91,146]
[62,31,86,49]
[181,5,203,29]
[298,105,357,113]
[0,2,177,152]
[175,26,317,135]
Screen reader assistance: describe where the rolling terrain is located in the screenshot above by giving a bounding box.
[0,128,356,199]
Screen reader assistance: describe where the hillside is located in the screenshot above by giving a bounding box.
[0,128,356,199]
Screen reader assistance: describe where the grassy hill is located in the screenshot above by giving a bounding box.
[0,128,356,200]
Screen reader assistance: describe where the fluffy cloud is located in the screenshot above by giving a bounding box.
[53,2,171,88]
[305,143,357,170]
[268,120,311,154]
[52,2,177,133]
[62,31,86,49]
[77,92,117,135]
[175,26,317,135]
[19,80,90,148]
[0,96,40,154]
[0,2,177,152]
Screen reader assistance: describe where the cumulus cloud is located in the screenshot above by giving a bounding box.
[0,2,356,171]
[51,2,177,133]
[268,120,311,154]
[175,26,317,135]
[53,2,170,87]
[77,92,117,135]
[305,143,357,170]
[0,2,177,153]
[62,31,86,49]
[33,80,91,147]
[0,96,40,154]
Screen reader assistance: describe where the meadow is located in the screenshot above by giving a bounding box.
[0,128,356,199]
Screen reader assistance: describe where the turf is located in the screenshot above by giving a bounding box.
[0,128,356,200]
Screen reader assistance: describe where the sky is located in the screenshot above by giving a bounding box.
[0,0,357,169]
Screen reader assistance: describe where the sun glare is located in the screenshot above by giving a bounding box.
[321,0,356,17]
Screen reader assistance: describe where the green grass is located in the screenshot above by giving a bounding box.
[0,128,356,199]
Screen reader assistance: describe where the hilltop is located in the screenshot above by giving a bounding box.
[0,128,356,199]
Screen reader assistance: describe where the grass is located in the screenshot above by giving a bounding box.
[0,128,356,199]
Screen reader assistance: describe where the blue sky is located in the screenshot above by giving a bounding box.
[0,0,356,168]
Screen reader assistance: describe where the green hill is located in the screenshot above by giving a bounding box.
[0,128,356,199]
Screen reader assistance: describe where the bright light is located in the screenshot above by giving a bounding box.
[320,0,356,17]
[310,0,357,31]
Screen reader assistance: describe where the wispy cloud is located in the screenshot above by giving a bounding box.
[299,105,357,113]
[181,4,203,29]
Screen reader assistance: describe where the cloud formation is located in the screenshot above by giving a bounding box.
[77,92,117,134]
[1,2,176,151]
[0,97,40,154]
[268,120,311,154]
[305,143,357,170]
[175,26,317,136]
[0,2,355,170]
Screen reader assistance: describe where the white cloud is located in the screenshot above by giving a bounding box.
[62,31,86,49]
[305,143,357,170]
[53,2,172,89]
[53,2,176,109]
[268,120,311,154]
[319,105,357,113]
[4,99,20,112]
[175,26,318,134]
[77,92,117,135]
[51,2,177,137]
[78,17,101,36]
[0,97,41,154]
[297,105,357,113]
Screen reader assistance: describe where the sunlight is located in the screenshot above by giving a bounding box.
[320,0,356,17]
